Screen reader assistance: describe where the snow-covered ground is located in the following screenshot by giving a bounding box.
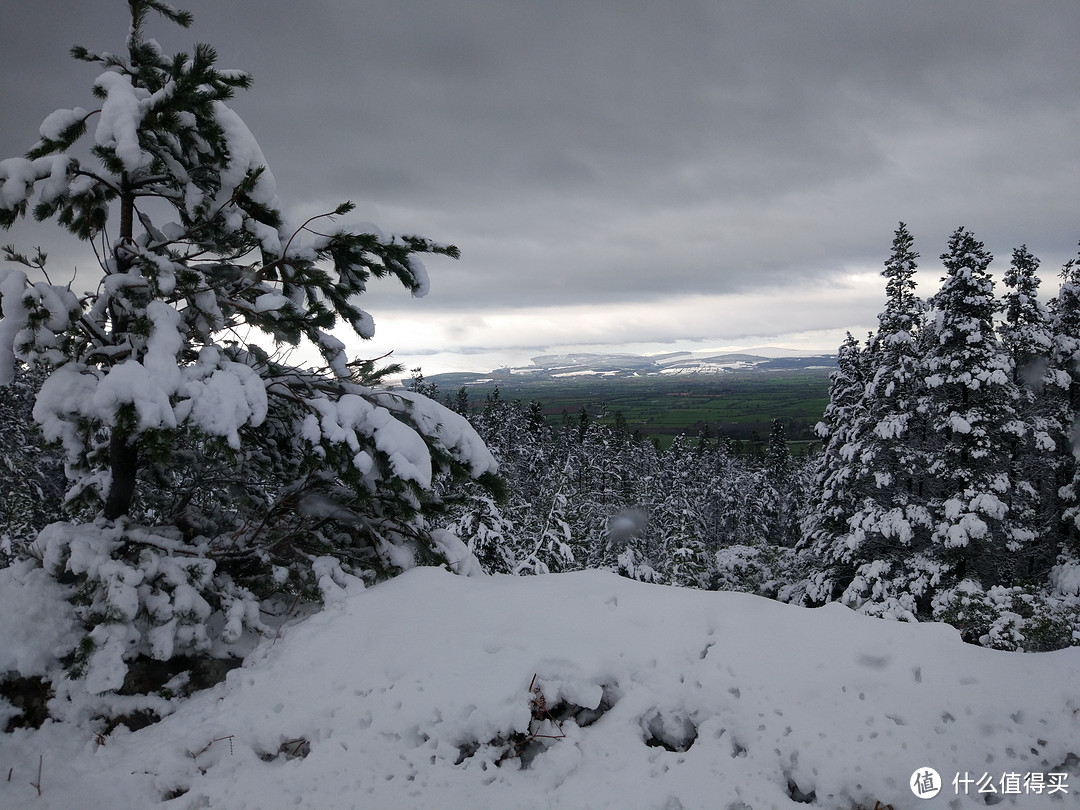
[2,567,1078,809]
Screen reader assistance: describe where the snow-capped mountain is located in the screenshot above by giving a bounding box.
[482,347,836,380]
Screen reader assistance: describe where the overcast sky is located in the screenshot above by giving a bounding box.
[3,1,1079,373]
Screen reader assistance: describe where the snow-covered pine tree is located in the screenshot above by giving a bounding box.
[656,435,713,588]
[800,332,872,602]
[466,391,587,575]
[837,224,935,616]
[611,430,664,581]
[697,435,749,547]
[440,389,544,575]
[761,418,801,547]
[452,386,471,416]
[570,412,660,571]
[1042,248,1080,650]
[716,456,773,548]
[862,222,927,502]
[999,245,1063,576]
[447,488,516,574]
[1051,245,1080,560]
[0,1,496,691]
[707,422,809,599]
[920,228,1025,591]
[1002,246,1054,386]
[609,508,658,583]
[933,243,1080,652]
[514,454,577,575]
[0,366,66,560]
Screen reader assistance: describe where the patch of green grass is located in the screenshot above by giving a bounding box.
[428,369,831,451]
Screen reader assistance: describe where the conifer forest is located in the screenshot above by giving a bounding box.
[397,223,1080,654]
[0,2,1078,751]
[6,221,1080,658]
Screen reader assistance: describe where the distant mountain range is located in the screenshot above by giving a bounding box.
[424,347,836,385]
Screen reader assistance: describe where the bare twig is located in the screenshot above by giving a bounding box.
[272,591,305,644]
[525,674,566,743]
[29,754,42,797]
[189,735,235,759]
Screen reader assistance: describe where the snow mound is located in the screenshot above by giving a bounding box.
[2,568,1078,809]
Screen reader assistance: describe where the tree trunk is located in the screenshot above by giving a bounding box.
[103,181,139,521]
[104,429,139,520]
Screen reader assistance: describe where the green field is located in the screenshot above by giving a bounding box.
[427,368,832,453]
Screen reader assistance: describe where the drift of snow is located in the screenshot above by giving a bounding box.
[1,567,1077,809]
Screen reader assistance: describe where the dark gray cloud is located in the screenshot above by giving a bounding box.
[3,1,1079,357]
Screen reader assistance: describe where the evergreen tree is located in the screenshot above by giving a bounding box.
[864,222,926,493]
[526,399,548,433]
[698,439,752,547]
[611,432,664,579]
[610,507,658,583]
[725,460,774,548]
[1050,246,1080,560]
[463,391,601,575]
[452,386,471,416]
[1001,246,1053,385]
[999,245,1062,576]
[762,419,800,546]
[800,332,872,601]
[0,366,67,559]
[839,224,934,613]
[0,1,497,688]
[656,436,712,587]
[920,228,1024,588]
[930,243,1080,650]
[575,421,633,568]
[408,369,439,399]
[448,488,516,574]
[514,453,577,575]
